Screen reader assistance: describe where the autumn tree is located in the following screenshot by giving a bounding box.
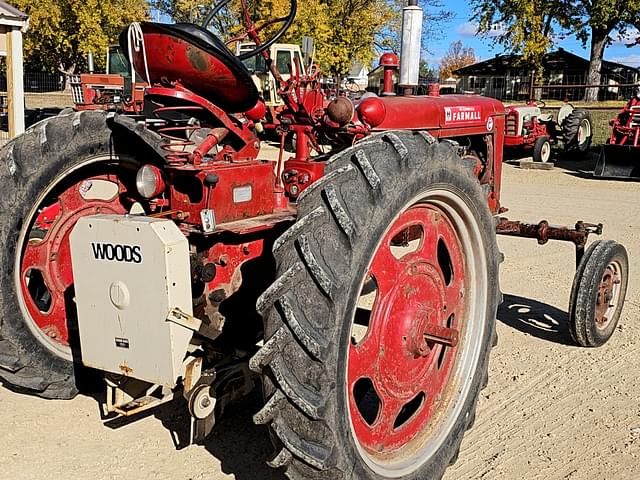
[15,0,148,76]
[471,0,577,80]
[571,1,640,101]
[472,0,640,101]
[154,0,458,77]
[439,41,476,80]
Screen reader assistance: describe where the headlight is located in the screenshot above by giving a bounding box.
[135,164,165,199]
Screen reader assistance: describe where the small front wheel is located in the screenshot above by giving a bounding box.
[533,136,551,163]
[569,240,629,347]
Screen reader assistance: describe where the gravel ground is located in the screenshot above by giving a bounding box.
[1,151,638,480]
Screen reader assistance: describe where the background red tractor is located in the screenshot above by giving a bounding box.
[70,46,146,112]
[595,87,640,178]
[504,100,593,163]
[0,1,628,479]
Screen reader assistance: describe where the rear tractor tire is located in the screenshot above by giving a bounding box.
[0,110,155,398]
[533,136,552,163]
[569,240,629,347]
[563,109,593,155]
[252,131,501,479]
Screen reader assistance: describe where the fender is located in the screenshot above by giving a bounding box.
[107,112,168,161]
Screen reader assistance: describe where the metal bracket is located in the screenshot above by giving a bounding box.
[496,217,603,268]
[166,307,221,340]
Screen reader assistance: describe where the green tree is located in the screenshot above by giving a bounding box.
[15,0,148,75]
[439,41,476,80]
[571,1,640,101]
[471,0,577,81]
[471,0,640,101]
[419,60,438,80]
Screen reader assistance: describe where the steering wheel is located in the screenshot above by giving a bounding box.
[527,99,546,108]
[202,0,297,60]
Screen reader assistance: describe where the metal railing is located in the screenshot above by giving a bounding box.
[0,72,65,93]
[457,72,639,101]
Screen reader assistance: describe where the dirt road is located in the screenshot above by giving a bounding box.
[1,158,639,480]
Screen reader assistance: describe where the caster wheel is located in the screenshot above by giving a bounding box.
[569,240,629,347]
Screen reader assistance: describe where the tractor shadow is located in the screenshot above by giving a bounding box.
[99,388,284,480]
[497,293,575,346]
[155,390,285,480]
[552,149,599,178]
[202,390,286,480]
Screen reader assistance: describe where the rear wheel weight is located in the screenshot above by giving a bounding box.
[0,111,152,398]
[569,240,629,347]
[254,131,501,479]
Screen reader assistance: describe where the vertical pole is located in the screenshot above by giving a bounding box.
[7,27,25,137]
[399,0,422,96]
[529,70,535,100]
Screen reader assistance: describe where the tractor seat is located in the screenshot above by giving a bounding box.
[120,22,259,113]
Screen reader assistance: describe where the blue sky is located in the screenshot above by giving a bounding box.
[423,2,640,68]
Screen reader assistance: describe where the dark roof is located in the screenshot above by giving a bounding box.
[453,48,640,76]
[0,2,27,20]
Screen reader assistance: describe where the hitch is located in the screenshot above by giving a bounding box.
[495,218,603,268]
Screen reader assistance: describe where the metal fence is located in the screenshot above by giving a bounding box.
[0,71,65,93]
[457,71,639,101]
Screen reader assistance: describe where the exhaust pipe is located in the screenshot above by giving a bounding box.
[399,0,422,95]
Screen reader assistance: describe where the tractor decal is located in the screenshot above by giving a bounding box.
[444,105,482,124]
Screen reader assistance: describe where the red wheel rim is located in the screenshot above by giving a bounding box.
[595,262,621,329]
[348,203,466,456]
[18,172,132,350]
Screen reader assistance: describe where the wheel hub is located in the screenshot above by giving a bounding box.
[595,265,618,327]
[375,261,446,398]
[19,174,129,348]
[348,203,467,455]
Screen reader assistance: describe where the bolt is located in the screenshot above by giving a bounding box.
[209,289,226,303]
[243,245,250,255]
[200,396,212,408]
[218,255,228,267]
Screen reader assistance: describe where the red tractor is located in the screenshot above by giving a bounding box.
[70,46,146,112]
[595,87,640,178]
[0,2,629,479]
[504,100,593,163]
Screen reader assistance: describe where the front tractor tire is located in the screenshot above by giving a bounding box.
[569,240,629,347]
[252,131,501,479]
[563,109,593,155]
[0,110,155,399]
[533,136,552,163]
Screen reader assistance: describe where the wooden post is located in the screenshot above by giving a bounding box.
[6,27,24,137]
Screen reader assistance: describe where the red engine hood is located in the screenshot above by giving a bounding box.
[373,95,505,131]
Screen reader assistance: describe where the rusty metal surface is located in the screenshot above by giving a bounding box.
[496,218,603,267]
[496,218,602,246]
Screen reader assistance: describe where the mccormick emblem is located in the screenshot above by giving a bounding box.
[444,106,482,124]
